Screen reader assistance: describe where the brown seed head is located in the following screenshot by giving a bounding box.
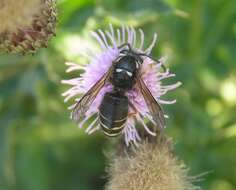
[0,0,57,54]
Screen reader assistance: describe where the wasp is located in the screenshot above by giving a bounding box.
[72,43,166,137]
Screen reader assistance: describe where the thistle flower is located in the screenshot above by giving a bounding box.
[105,136,200,190]
[62,25,181,145]
[0,0,57,54]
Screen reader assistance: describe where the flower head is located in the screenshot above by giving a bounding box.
[62,24,181,145]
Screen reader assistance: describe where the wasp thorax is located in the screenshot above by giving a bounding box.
[112,55,138,90]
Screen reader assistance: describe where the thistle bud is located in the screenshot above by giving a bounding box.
[106,135,200,190]
[0,0,57,54]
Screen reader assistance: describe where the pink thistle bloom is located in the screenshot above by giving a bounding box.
[62,24,181,146]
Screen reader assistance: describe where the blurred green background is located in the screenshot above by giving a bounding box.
[0,0,236,189]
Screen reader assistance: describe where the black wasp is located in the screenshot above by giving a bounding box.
[72,43,166,137]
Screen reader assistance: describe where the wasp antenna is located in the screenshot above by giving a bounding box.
[138,53,167,72]
[118,43,132,51]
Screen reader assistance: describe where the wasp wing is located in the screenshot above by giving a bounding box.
[72,66,113,123]
[136,73,166,129]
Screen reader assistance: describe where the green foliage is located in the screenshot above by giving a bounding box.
[0,0,236,189]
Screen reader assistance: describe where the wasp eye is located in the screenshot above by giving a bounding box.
[126,71,133,77]
[116,68,123,73]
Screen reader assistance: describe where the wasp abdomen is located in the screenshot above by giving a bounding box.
[99,92,128,137]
